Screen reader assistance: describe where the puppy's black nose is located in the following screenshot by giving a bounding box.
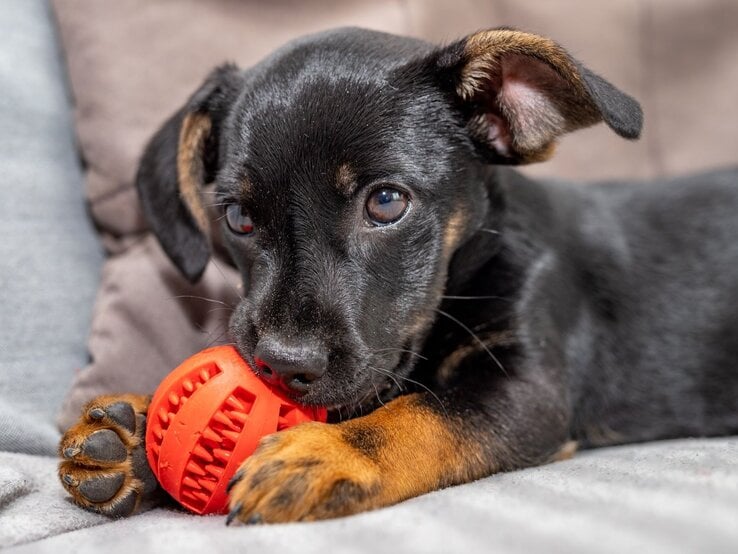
[253,335,328,394]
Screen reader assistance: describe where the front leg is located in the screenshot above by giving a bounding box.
[227,374,572,524]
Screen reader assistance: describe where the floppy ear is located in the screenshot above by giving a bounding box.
[136,63,243,282]
[433,28,643,164]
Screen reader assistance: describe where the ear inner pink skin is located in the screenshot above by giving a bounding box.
[485,113,512,157]
[499,57,566,153]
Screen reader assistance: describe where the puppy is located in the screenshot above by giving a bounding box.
[59,27,738,523]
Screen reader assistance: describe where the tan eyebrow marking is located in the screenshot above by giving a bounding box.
[240,178,253,196]
[335,163,356,194]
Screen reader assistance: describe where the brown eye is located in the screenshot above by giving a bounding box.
[225,204,254,235]
[365,187,409,226]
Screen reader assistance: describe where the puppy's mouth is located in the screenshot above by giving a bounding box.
[237,335,420,423]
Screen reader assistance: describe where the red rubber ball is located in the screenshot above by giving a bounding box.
[146,345,327,515]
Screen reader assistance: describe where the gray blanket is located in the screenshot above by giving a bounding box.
[2,438,737,553]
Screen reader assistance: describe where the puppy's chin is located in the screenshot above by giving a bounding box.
[290,373,396,422]
[320,349,419,422]
[324,378,400,423]
[329,339,431,419]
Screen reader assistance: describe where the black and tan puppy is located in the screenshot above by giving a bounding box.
[59,27,738,523]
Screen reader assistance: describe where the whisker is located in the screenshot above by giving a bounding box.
[371,347,428,361]
[441,295,512,301]
[479,228,501,235]
[172,294,232,307]
[368,365,448,418]
[210,258,244,302]
[206,306,236,315]
[350,396,365,419]
[433,308,510,378]
[204,201,230,209]
[367,366,404,393]
[210,341,237,350]
[203,327,230,349]
[371,379,386,408]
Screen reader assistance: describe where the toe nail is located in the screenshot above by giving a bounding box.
[62,474,78,487]
[63,447,81,458]
[226,502,243,526]
[226,470,243,493]
[89,408,106,420]
[246,513,263,525]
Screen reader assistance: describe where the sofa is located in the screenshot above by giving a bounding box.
[1,1,737,552]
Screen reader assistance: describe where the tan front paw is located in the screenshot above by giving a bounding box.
[58,394,157,517]
[226,422,383,524]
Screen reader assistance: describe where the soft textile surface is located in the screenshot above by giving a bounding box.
[0,0,102,454]
[2,438,738,552]
[51,0,738,428]
[0,452,106,546]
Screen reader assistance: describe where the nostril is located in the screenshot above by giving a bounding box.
[292,373,314,385]
[284,373,315,394]
[255,359,275,379]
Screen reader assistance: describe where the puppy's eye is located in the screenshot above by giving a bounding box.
[224,204,254,235]
[365,187,409,226]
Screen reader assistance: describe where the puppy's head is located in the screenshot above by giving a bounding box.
[137,28,641,410]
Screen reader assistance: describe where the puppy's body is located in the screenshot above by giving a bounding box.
[59,27,738,522]
[425,166,738,450]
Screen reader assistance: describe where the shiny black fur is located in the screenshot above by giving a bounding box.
[137,27,738,467]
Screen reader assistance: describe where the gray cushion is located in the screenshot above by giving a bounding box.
[0,0,102,454]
